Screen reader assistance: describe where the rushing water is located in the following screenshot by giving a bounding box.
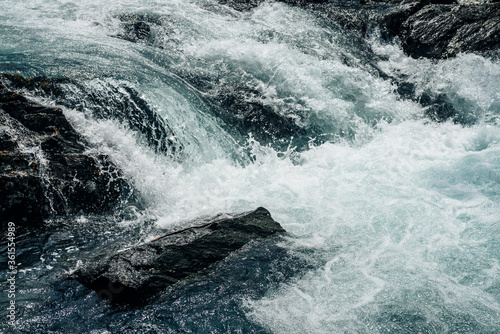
[1,0,500,333]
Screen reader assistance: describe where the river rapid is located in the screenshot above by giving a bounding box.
[1,0,500,333]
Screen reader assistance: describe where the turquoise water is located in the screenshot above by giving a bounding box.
[1,0,499,333]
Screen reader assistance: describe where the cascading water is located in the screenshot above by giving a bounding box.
[1,0,499,333]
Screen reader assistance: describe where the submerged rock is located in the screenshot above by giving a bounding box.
[73,207,286,304]
[115,13,165,44]
[204,85,316,150]
[0,77,136,229]
[173,69,323,151]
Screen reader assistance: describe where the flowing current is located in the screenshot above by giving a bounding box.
[1,0,500,333]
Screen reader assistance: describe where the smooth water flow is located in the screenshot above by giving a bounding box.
[1,0,499,333]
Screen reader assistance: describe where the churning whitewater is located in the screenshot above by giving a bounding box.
[1,0,499,333]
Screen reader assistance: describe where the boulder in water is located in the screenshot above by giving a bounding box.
[115,13,165,43]
[73,207,286,304]
[173,69,322,151]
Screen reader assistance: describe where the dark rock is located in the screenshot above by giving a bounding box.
[419,91,457,122]
[418,91,478,124]
[384,1,500,58]
[400,5,464,58]
[121,21,152,42]
[0,76,136,230]
[396,81,416,100]
[445,8,500,57]
[73,207,286,304]
[2,74,183,158]
[379,0,429,39]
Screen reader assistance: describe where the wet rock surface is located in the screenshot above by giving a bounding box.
[0,76,135,229]
[73,207,286,304]
[2,74,183,158]
[210,87,311,149]
[397,2,500,59]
